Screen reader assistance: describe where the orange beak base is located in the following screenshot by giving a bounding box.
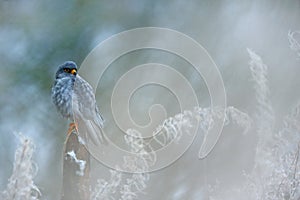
[71,69,77,75]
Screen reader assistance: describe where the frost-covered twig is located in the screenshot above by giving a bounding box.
[90,169,122,200]
[152,110,195,147]
[91,130,153,200]
[225,106,252,134]
[1,133,40,200]
[120,130,152,200]
[288,30,300,58]
[209,49,274,200]
[273,102,300,200]
[248,48,275,168]
[244,48,276,200]
[277,142,300,199]
[152,106,252,148]
[246,47,300,200]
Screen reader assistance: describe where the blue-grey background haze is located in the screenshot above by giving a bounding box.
[0,0,299,199]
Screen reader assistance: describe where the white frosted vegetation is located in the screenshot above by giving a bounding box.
[89,104,251,199]
[288,30,300,58]
[1,133,40,200]
[90,130,152,200]
[244,48,277,200]
[244,48,300,200]
[210,41,300,200]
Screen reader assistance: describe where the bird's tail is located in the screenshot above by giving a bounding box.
[75,117,107,147]
[88,119,107,145]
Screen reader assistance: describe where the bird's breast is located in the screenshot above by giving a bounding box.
[52,77,74,119]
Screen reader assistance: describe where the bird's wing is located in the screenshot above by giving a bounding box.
[72,75,106,145]
[75,115,106,146]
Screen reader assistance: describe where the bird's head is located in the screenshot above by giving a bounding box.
[55,61,78,79]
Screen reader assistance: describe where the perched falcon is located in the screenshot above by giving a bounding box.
[51,61,105,145]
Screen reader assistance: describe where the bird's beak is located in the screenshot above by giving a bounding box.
[71,69,77,75]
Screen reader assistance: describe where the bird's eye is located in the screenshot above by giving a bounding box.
[63,68,70,73]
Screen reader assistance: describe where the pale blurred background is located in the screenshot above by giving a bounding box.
[0,0,300,199]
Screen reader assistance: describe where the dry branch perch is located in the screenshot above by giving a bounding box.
[61,129,90,200]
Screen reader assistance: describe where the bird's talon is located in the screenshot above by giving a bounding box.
[67,122,78,135]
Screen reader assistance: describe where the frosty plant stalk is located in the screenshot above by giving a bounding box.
[1,133,40,200]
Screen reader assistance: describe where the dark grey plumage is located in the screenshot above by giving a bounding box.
[51,61,105,145]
